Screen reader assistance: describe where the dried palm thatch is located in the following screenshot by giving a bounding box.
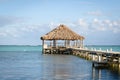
[41,24,85,40]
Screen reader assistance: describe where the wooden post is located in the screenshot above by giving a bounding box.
[74,41,75,47]
[82,40,83,48]
[64,40,66,47]
[118,57,120,68]
[98,54,102,62]
[69,40,71,47]
[92,54,95,61]
[76,40,77,47]
[80,40,82,48]
[78,40,80,48]
[42,40,44,54]
[77,40,79,47]
[81,40,83,48]
[119,57,120,63]
[67,40,70,47]
[50,41,52,47]
[53,40,56,47]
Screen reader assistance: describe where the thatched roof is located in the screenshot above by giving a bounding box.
[41,24,85,40]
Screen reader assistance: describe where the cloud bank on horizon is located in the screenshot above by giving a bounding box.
[0,0,120,45]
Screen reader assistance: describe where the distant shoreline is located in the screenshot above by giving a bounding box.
[0,45,120,46]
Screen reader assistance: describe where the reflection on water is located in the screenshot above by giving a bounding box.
[0,51,120,80]
[92,67,102,80]
[92,66,120,80]
[41,54,92,80]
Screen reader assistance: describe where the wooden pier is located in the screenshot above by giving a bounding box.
[42,46,120,68]
[40,24,120,68]
[71,47,120,68]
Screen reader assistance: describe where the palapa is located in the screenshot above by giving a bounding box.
[41,24,84,40]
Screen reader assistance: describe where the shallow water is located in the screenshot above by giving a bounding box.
[0,51,120,80]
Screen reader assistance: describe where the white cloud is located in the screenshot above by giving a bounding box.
[96,26,106,31]
[109,20,120,33]
[113,21,119,26]
[91,18,103,31]
[48,22,59,30]
[88,11,102,16]
[93,18,99,24]
[103,20,110,24]
[5,28,20,37]
[0,18,120,39]
[0,32,7,37]
[0,15,23,27]
[72,18,120,33]
[21,26,35,32]
[0,28,19,38]
[20,24,45,33]
[78,19,88,27]
[103,19,111,27]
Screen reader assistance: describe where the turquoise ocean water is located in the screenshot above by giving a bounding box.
[0,45,42,52]
[0,45,120,52]
[0,45,120,80]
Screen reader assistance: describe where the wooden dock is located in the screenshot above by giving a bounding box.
[43,47,120,68]
[40,24,120,69]
[71,47,120,68]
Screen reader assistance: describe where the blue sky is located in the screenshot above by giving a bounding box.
[0,0,120,45]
